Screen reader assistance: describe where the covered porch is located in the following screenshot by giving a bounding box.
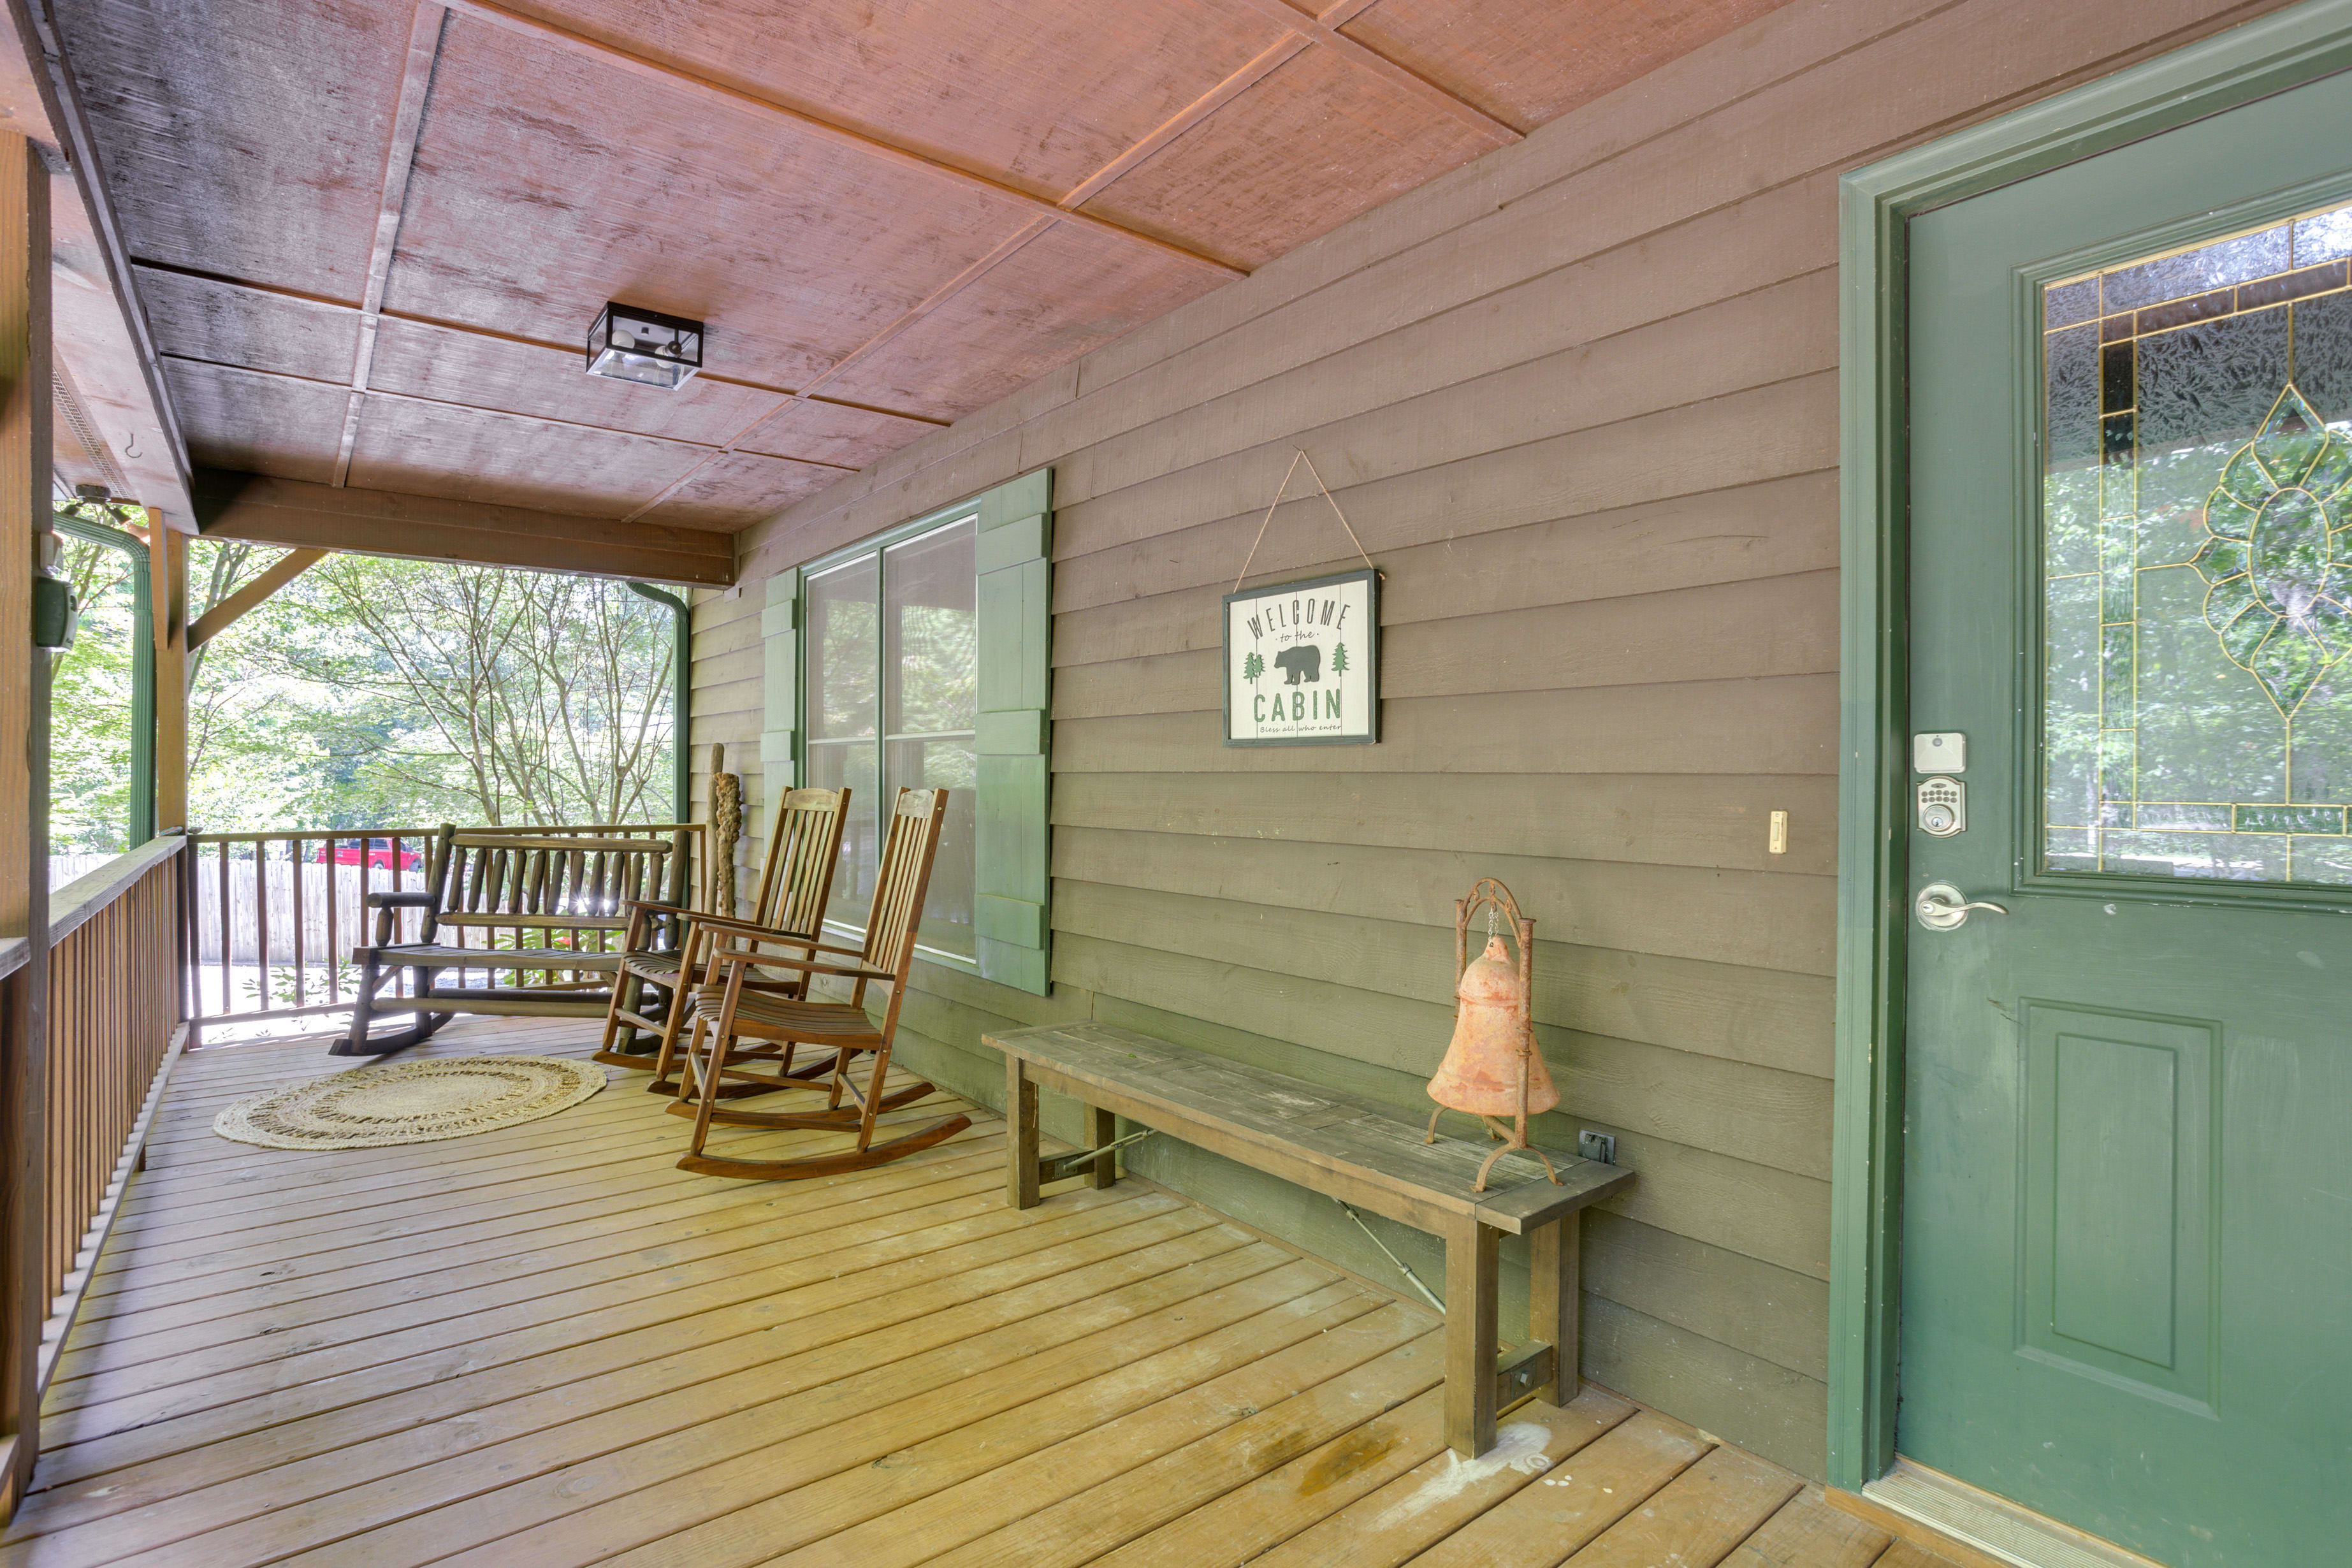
[3,0,2342,1565]
[0,1016,1929,1568]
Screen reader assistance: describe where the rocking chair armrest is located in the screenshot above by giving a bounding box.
[712,949,894,984]
[363,890,434,910]
[617,897,690,920]
[681,911,823,941]
[617,896,694,947]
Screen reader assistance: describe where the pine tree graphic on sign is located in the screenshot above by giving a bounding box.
[1330,642,1349,676]
[1244,651,1265,685]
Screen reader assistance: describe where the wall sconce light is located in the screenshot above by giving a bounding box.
[585,303,703,390]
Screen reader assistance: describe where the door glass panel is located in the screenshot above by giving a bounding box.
[2042,197,2352,883]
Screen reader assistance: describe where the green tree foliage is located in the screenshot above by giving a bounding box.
[1243,651,1265,685]
[1330,642,1349,676]
[47,531,678,844]
[48,511,139,853]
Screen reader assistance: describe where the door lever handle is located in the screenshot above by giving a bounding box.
[1915,882,2008,931]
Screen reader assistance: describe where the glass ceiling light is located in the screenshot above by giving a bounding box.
[585,302,704,390]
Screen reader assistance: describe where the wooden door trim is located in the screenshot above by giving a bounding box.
[1829,0,2352,1494]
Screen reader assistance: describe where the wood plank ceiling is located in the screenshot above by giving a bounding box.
[57,0,1791,536]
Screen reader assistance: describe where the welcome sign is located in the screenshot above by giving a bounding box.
[1222,568,1379,746]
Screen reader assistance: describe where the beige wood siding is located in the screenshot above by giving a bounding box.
[694,0,2295,1476]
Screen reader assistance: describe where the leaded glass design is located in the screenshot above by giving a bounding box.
[2043,198,2352,882]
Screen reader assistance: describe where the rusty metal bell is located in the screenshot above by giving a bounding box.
[1426,934,1559,1119]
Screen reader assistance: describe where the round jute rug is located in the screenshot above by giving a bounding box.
[212,1056,607,1151]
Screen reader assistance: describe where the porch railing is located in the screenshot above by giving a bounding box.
[187,824,706,1036]
[33,834,187,1392]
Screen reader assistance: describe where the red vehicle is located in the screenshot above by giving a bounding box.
[314,838,424,871]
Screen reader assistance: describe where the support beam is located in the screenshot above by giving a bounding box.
[148,511,185,832]
[186,546,325,650]
[128,261,950,430]
[1058,35,1308,210]
[335,3,447,486]
[0,127,49,1523]
[0,0,190,524]
[622,216,1057,523]
[1227,0,1522,144]
[440,0,1246,280]
[193,471,736,586]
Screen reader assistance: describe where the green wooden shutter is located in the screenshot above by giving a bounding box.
[760,571,801,790]
[973,468,1052,994]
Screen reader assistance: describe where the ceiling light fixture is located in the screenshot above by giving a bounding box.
[585,302,703,390]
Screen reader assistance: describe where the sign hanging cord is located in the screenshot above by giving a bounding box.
[1233,447,1377,594]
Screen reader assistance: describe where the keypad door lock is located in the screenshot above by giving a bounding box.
[1917,776,1966,836]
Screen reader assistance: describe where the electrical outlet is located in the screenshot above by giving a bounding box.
[1578,1129,1616,1165]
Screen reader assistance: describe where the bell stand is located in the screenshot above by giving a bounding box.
[1427,877,1562,1193]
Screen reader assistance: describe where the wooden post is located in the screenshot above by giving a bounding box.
[1443,1214,1499,1458]
[1085,1104,1117,1191]
[1529,1212,1581,1408]
[1006,1054,1039,1210]
[147,511,185,832]
[0,128,50,1522]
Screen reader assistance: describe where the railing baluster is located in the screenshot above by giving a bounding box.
[253,839,270,1017]
[324,834,340,1004]
[291,835,307,1012]
[215,841,229,1019]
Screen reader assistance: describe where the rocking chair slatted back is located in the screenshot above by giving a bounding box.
[860,788,950,982]
[599,787,850,1080]
[758,788,852,935]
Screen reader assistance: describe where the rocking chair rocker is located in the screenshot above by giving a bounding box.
[592,786,850,1090]
[674,787,969,1180]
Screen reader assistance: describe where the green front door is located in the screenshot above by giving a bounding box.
[1903,67,2352,1567]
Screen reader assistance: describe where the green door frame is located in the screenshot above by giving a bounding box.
[1828,0,2352,1493]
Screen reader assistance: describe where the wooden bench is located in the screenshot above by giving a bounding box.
[983,1022,1634,1460]
[341,824,698,1056]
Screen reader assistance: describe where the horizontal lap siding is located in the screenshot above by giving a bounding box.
[688,588,766,913]
[696,0,2291,1477]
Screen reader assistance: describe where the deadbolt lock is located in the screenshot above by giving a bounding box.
[1917,776,1965,836]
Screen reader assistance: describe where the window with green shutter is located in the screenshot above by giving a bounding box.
[760,468,1051,992]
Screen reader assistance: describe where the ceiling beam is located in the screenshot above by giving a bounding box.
[620,215,1059,523]
[335,1,447,486]
[1,0,193,525]
[616,11,1392,526]
[440,0,1249,279]
[168,354,860,477]
[194,470,736,586]
[132,259,954,429]
[1060,34,1309,210]
[187,546,326,648]
[1226,0,1521,144]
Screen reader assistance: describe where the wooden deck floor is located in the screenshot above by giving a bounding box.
[0,1017,1952,1568]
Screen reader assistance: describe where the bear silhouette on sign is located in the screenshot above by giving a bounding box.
[1275,644,1321,685]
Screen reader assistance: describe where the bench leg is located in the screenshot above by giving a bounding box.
[1007,1056,1041,1210]
[1530,1210,1581,1408]
[1444,1214,1500,1459]
[1087,1104,1118,1190]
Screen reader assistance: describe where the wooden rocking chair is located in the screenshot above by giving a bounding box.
[591,785,850,1090]
[674,787,969,1180]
